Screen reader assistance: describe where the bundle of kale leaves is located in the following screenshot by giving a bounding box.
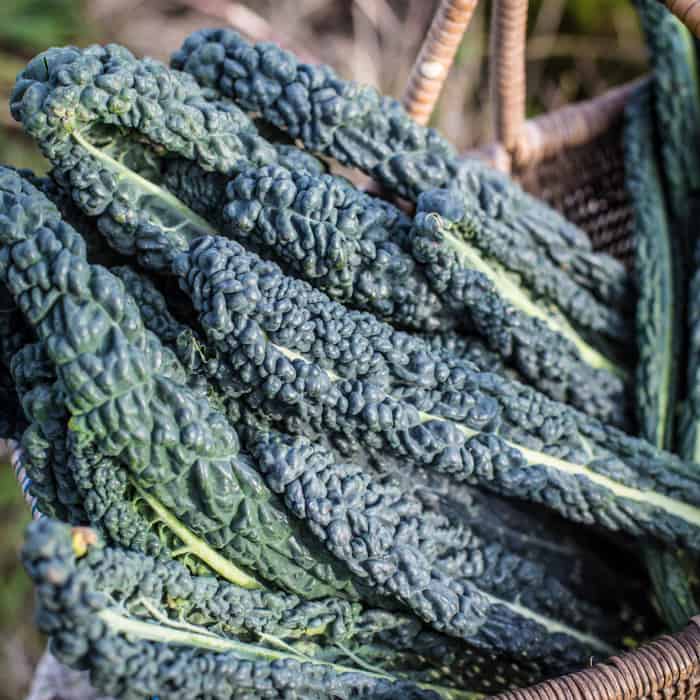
[5,2,700,696]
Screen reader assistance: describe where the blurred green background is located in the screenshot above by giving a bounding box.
[0,1,647,697]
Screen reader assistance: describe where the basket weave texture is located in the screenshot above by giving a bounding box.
[516,121,636,266]
[492,620,700,700]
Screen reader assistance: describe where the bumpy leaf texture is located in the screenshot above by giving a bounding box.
[11,44,632,427]
[119,261,654,632]
[86,266,629,675]
[168,160,631,427]
[221,165,631,426]
[413,187,631,357]
[23,519,473,700]
[0,166,359,600]
[251,430,624,662]
[409,193,630,426]
[0,282,31,440]
[623,83,696,631]
[223,164,452,334]
[10,44,274,270]
[171,233,700,551]
[171,28,630,311]
[11,343,82,521]
[0,169,636,682]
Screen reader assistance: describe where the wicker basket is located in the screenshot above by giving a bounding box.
[9,1,700,698]
[402,1,691,267]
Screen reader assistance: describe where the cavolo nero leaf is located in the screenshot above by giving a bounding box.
[24,519,487,699]
[0,166,360,601]
[11,44,632,428]
[172,27,630,312]
[170,234,700,553]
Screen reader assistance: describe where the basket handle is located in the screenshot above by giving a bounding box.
[488,619,700,700]
[486,0,693,170]
[511,77,645,166]
[489,0,528,171]
[401,0,479,125]
[403,0,699,172]
[662,0,700,37]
